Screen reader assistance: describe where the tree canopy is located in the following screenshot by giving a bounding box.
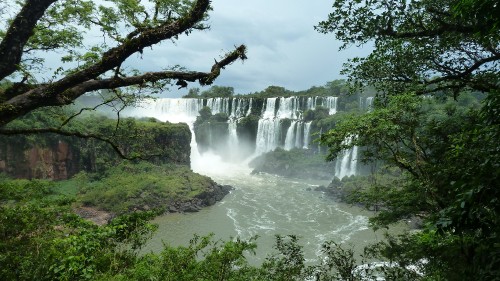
[316,0,500,96]
[318,0,499,279]
[0,0,246,133]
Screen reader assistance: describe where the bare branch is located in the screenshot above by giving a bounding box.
[59,98,116,128]
[0,44,247,127]
[63,44,246,98]
[0,0,247,130]
[0,0,57,80]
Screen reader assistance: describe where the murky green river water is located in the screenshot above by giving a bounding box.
[142,155,388,263]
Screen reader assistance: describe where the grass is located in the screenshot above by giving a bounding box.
[71,161,217,214]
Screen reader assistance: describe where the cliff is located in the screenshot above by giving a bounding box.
[75,162,232,216]
[249,147,335,180]
[0,140,80,180]
[167,183,233,213]
[0,116,191,180]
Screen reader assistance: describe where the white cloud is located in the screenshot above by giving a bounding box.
[38,0,371,96]
[133,0,372,96]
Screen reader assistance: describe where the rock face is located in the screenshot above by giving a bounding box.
[249,148,335,180]
[74,207,115,226]
[0,141,80,180]
[168,184,233,213]
[0,119,191,180]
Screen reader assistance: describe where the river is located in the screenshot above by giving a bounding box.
[124,98,386,263]
[142,152,384,263]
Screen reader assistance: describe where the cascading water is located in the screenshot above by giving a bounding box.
[124,96,383,263]
[303,122,312,149]
[255,118,281,154]
[334,137,359,179]
[360,96,374,111]
[294,122,303,148]
[276,97,300,119]
[254,96,338,155]
[227,120,239,160]
[284,121,297,150]
[306,96,318,109]
[246,98,253,116]
[331,96,375,179]
[323,97,338,114]
[127,96,360,177]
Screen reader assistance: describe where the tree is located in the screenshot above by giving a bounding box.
[200,85,235,98]
[318,0,499,279]
[183,87,201,98]
[0,0,246,138]
[316,0,500,96]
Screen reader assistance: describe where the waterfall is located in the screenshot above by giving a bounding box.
[255,118,281,154]
[126,98,205,167]
[276,97,300,119]
[306,96,318,110]
[323,97,338,115]
[205,97,231,115]
[303,122,312,149]
[255,98,281,154]
[294,122,303,148]
[228,119,239,154]
[284,121,297,150]
[334,137,358,179]
[262,98,277,119]
[131,98,202,123]
[126,96,348,168]
[230,98,238,118]
[230,98,249,118]
[246,98,253,116]
[360,97,374,111]
[366,97,374,111]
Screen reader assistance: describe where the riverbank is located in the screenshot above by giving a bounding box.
[48,161,233,224]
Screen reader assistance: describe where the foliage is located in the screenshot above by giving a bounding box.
[183,87,202,98]
[194,106,229,126]
[244,80,372,100]
[316,0,500,96]
[249,86,294,98]
[75,161,217,214]
[0,0,246,154]
[316,2,500,274]
[193,106,233,155]
[0,176,157,280]
[325,168,403,210]
[107,234,259,281]
[0,107,191,175]
[1,173,436,280]
[321,90,499,278]
[200,85,235,98]
[304,106,330,122]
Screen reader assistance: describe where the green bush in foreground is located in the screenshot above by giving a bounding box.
[1,176,424,281]
[75,161,216,214]
[0,177,157,281]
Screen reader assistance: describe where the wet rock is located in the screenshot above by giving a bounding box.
[74,206,114,226]
[167,184,233,214]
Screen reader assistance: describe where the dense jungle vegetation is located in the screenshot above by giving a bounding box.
[1,0,499,280]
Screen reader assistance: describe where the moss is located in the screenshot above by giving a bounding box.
[74,161,218,215]
[0,109,191,179]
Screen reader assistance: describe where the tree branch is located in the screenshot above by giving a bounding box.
[0,0,247,128]
[422,52,500,91]
[59,98,117,128]
[0,0,57,80]
[0,45,246,127]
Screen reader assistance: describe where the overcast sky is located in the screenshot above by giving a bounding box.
[133,0,371,97]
